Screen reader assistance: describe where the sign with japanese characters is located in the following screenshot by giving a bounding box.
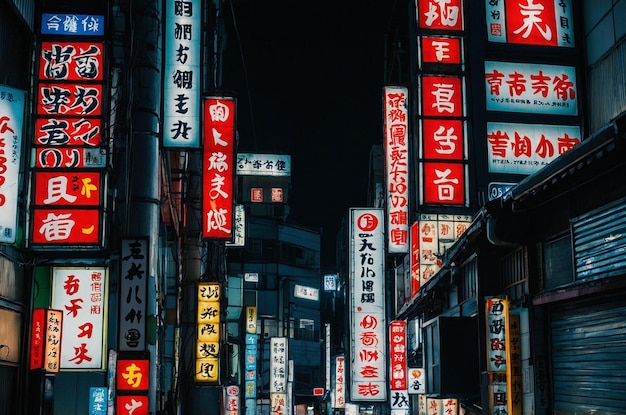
[196,282,221,383]
[236,153,291,176]
[116,395,148,415]
[117,357,150,391]
[349,208,387,401]
[420,75,464,118]
[487,122,581,175]
[202,97,235,240]
[89,387,108,415]
[421,119,466,160]
[41,13,105,36]
[416,0,464,31]
[389,321,410,411]
[334,355,346,409]
[31,208,101,244]
[421,161,467,205]
[408,368,425,394]
[484,61,578,115]
[486,0,574,47]
[30,308,46,370]
[226,204,246,247]
[39,41,104,81]
[384,86,410,254]
[0,84,26,244]
[33,171,102,206]
[420,36,462,65]
[486,297,509,373]
[119,238,148,352]
[163,0,200,148]
[270,337,288,393]
[44,309,63,373]
[410,222,420,297]
[224,385,240,415]
[50,267,107,370]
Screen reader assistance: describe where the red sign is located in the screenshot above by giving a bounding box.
[422,162,465,205]
[35,117,102,147]
[271,188,283,202]
[31,208,100,244]
[202,97,235,239]
[389,320,407,390]
[30,308,46,370]
[39,42,104,81]
[417,0,463,31]
[420,36,462,64]
[422,119,464,160]
[116,395,148,415]
[410,222,420,297]
[251,188,262,202]
[117,358,150,391]
[313,387,324,396]
[37,83,103,116]
[34,171,101,206]
[34,147,106,169]
[420,76,463,117]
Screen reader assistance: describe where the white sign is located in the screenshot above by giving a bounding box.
[294,284,319,301]
[487,122,581,175]
[236,153,291,176]
[0,85,25,244]
[51,267,107,369]
[226,204,246,247]
[485,61,578,115]
[163,0,201,147]
[270,337,288,393]
[349,208,387,401]
[383,86,410,254]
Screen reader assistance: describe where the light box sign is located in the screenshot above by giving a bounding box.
[196,282,221,383]
[294,284,319,301]
[163,0,200,148]
[117,358,150,391]
[408,368,425,394]
[270,337,288,393]
[202,97,235,240]
[41,13,105,36]
[383,86,410,254]
[31,208,101,245]
[416,0,463,31]
[50,267,107,370]
[236,153,291,176]
[421,161,467,205]
[226,204,246,247]
[487,122,581,175]
[39,41,104,81]
[89,387,108,415]
[44,309,63,373]
[486,0,574,47]
[33,171,102,206]
[119,238,148,352]
[349,208,387,401]
[421,118,466,160]
[116,395,148,415]
[389,320,409,411]
[420,75,464,118]
[334,355,346,409]
[420,36,462,65]
[30,308,46,370]
[0,84,26,244]
[485,61,578,115]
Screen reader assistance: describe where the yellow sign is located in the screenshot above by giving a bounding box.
[196,283,220,383]
[246,306,257,334]
[195,357,219,382]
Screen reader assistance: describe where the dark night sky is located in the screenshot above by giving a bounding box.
[222,1,395,266]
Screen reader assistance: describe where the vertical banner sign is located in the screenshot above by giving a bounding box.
[349,208,387,401]
[202,97,236,239]
[410,221,420,297]
[0,85,26,244]
[196,282,221,383]
[30,308,46,370]
[163,0,200,148]
[408,368,426,394]
[485,0,574,47]
[44,309,63,373]
[334,355,346,409]
[51,267,107,369]
[383,86,410,254]
[507,315,522,415]
[31,34,108,248]
[224,385,240,415]
[389,320,410,411]
[486,297,509,415]
[245,307,257,415]
[89,387,108,415]
[270,337,288,415]
[119,238,148,352]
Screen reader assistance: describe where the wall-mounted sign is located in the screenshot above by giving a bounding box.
[196,282,221,383]
[41,13,105,36]
[420,75,464,118]
[416,0,464,31]
[236,153,291,176]
[421,161,467,205]
[420,36,462,65]
[485,61,578,115]
[487,122,581,174]
[486,0,574,47]
[119,238,148,352]
[294,284,319,301]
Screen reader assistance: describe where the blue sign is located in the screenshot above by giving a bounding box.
[41,13,105,36]
[245,333,257,346]
[488,182,515,201]
[89,387,107,415]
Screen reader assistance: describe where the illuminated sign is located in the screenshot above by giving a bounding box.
[421,161,466,205]
[349,208,387,401]
[163,0,200,147]
[487,122,581,175]
[117,358,150,391]
[420,75,464,118]
[421,119,466,160]
[202,97,235,240]
[226,204,246,247]
[0,84,26,244]
[196,282,221,383]
[116,395,148,415]
[41,13,105,36]
[389,320,410,411]
[416,0,464,31]
[484,61,578,115]
[31,208,101,244]
[486,0,574,47]
[420,36,462,65]
[383,86,410,254]
[236,153,291,176]
[334,355,346,409]
[50,267,107,369]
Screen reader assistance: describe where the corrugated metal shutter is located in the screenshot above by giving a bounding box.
[551,297,626,415]
[572,198,626,280]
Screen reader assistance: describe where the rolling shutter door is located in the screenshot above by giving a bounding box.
[550,297,626,415]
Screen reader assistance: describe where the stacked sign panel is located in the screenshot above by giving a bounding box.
[349,208,387,401]
[196,282,221,383]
